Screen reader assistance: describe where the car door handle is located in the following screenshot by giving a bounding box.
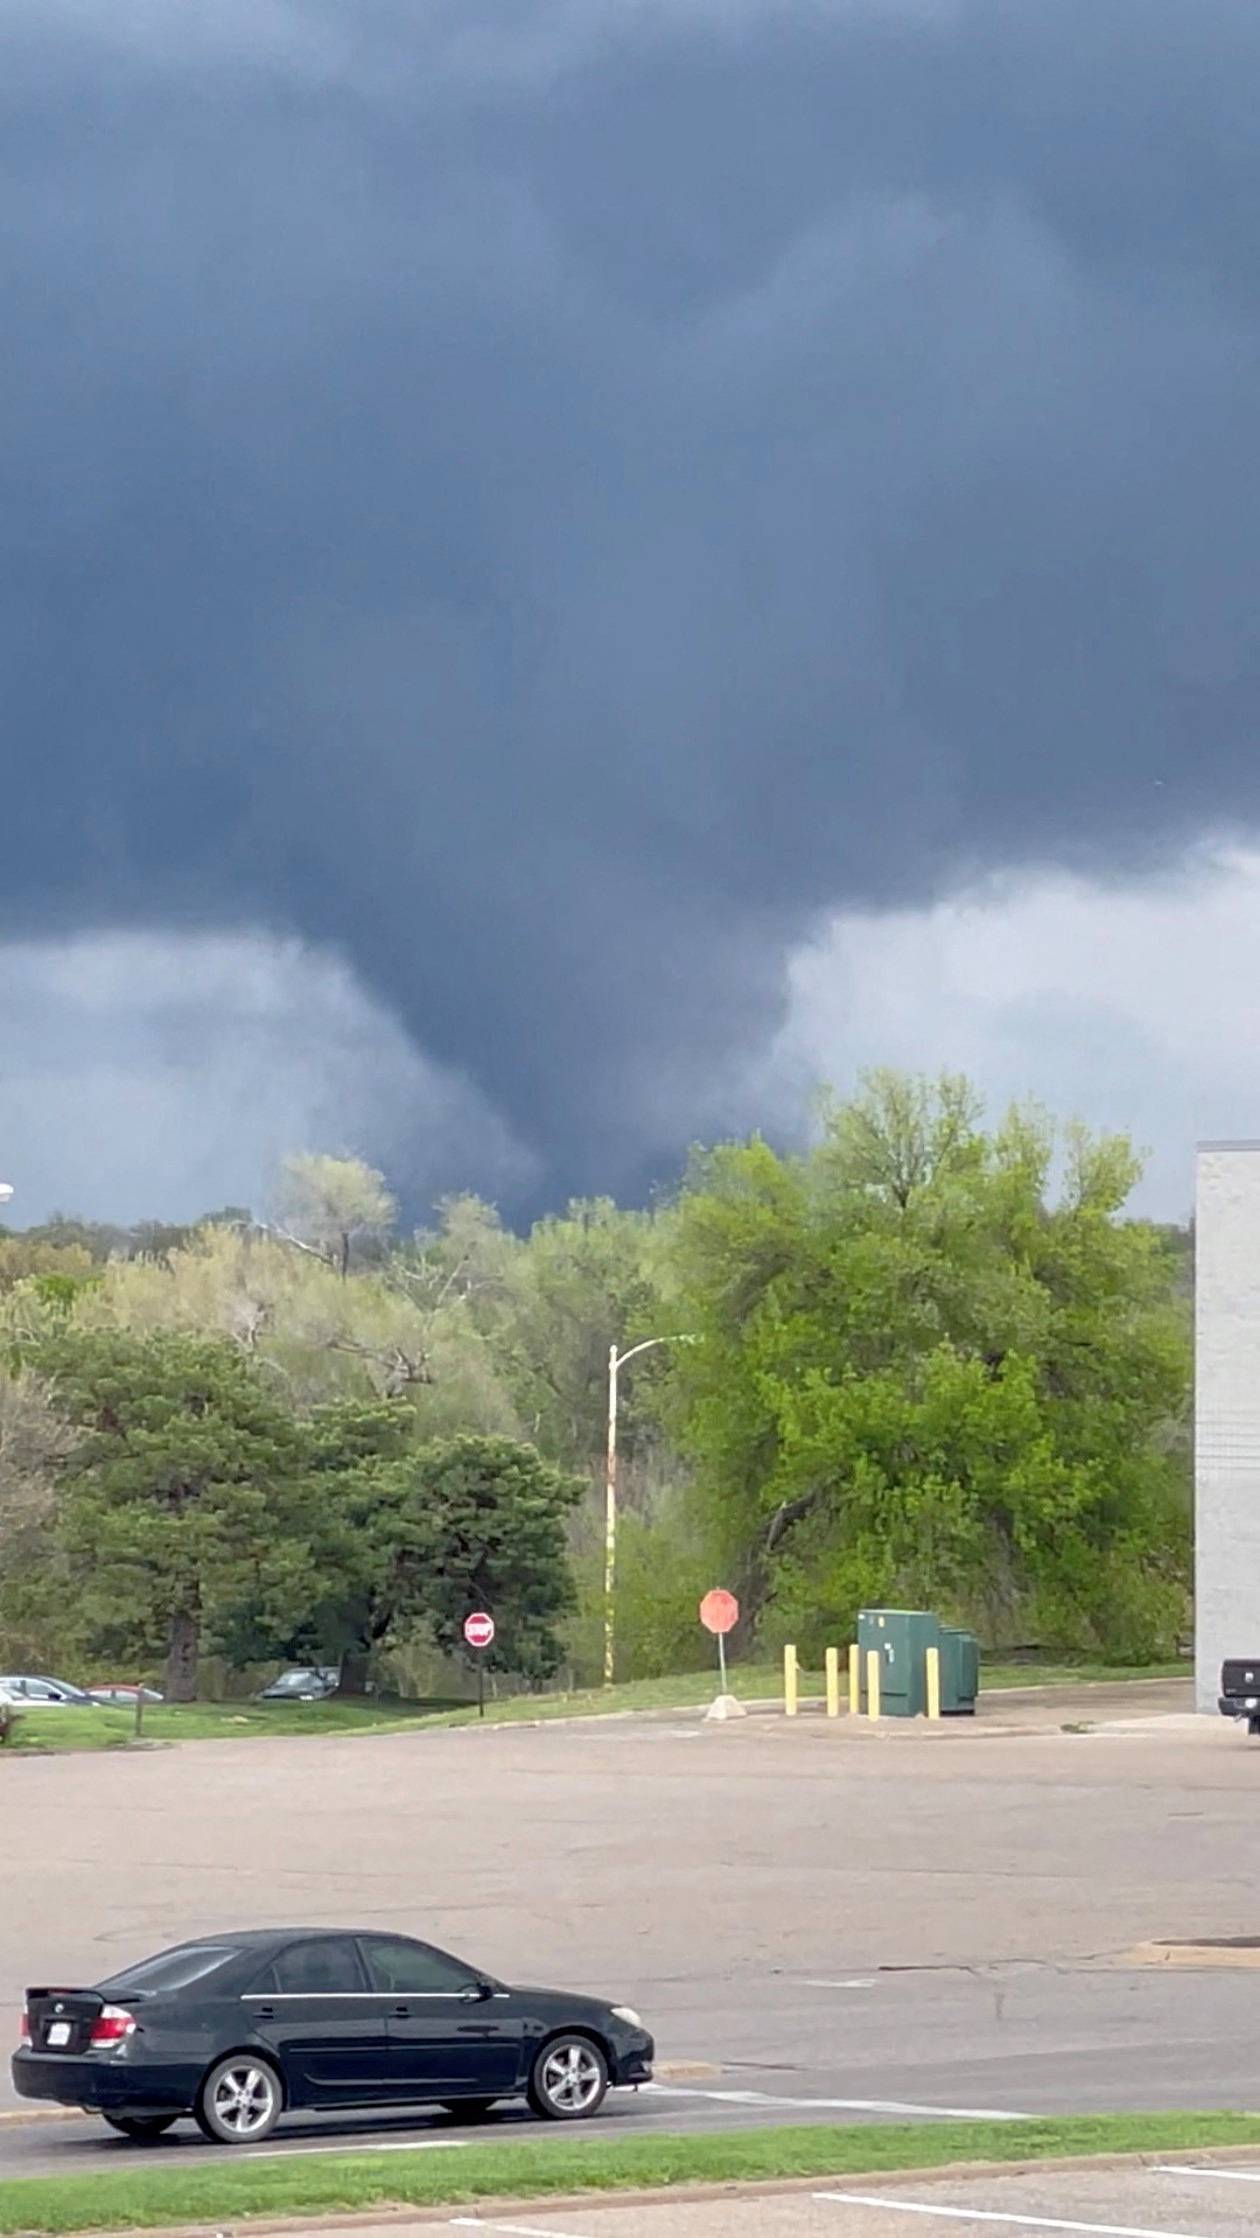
[252,2005,276,2021]
[392,2004,410,2018]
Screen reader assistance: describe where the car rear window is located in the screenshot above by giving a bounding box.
[98,1946,238,1996]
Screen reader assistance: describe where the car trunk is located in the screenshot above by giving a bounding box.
[24,1990,107,2054]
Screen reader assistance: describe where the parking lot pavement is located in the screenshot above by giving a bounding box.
[402,2156,1260,2236]
[6,1692,1259,2133]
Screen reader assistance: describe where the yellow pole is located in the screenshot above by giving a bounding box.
[926,1645,941,1722]
[825,1646,840,1719]
[866,1647,881,1720]
[784,1643,799,1717]
[848,1643,860,1716]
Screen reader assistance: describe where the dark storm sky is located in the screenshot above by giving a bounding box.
[4,0,1259,1199]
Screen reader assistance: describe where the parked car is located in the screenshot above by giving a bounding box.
[12,1927,654,2143]
[86,1685,165,1708]
[256,1666,339,1702]
[0,1676,99,1708]
[1218,1658,1260,1735]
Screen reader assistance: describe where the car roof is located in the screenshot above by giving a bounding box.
[180,1927,417,1949]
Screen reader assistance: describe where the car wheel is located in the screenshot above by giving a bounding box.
[439,2098,498,2119]
[195,2055,283,2145]
[101,2114,177,2141]
[527,2034,608,2121]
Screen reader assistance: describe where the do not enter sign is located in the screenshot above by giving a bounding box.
[699,1588,739,1636]
[463,1611,495,1651]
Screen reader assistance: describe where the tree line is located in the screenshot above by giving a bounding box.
[0,1075,1193,1698]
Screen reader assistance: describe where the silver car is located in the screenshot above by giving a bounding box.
[0,1675,100,1708]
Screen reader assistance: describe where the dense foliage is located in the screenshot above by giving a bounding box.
[0,1087,1192,1695]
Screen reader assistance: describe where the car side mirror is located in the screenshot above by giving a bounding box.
[461,1978,494,2002]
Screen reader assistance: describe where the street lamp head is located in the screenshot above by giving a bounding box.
[0,1184,13,1204]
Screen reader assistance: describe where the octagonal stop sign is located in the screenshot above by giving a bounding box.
[699,1589,739,1636]
[463,1611,495,1651]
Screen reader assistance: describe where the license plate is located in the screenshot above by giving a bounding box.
[46,2022,71,2047]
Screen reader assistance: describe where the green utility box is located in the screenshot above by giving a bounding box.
[938,1625,980,1715]
[857,1608,942,1718]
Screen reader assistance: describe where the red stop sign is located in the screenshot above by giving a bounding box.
[699,1589,739,1636]
[463,1611,496,1651]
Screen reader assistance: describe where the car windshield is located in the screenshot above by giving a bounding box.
[270,1671,327,1693]
[98,1945,238,1996]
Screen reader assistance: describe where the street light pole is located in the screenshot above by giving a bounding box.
[603,1334,690,1686]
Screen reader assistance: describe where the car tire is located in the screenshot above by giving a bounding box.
[101,2114,177,2141]
[439,2098,498,2119]
[527,2034,608,2121]
[195,2054,283,2145]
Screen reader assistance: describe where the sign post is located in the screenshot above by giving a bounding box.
[463,1611,496,1720]
[698,1589,742,1721]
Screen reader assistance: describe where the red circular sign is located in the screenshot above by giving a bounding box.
[699,1588,739,1636]
[463,1611,496,1651]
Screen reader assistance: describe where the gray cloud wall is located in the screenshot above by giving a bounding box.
[3,0,1258,1198]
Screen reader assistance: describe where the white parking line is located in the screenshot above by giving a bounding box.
[1156,2164,1260,2184]
[246,2134,467,2162]
[450,2220,591,2236]
[645,2083,1026,2122]
[815,2192,1207,2238]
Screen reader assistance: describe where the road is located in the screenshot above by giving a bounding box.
[6,1684,1260,2178]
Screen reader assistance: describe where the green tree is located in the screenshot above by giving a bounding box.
[36,1331,323,1700]
[386,1435,583,1684]
[289,1395,417,1695]
[271,1154,396,1279]
[0,1368,73,1668]
[664,1075,1190,1659]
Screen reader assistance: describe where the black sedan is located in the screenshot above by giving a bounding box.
[13,1929,654,2145]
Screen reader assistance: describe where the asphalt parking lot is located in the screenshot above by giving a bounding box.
[6,1682,1260,2174]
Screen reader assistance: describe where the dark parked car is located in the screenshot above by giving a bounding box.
[257,1667,340,1702]
[1218,1658,1260,1734]
[13,1929,654,2144]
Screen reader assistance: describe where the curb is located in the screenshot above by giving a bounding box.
[30,2141,1260,2238]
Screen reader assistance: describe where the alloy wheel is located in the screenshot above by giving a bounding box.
[540,2041,603,2114]
[209,2061,278,2139]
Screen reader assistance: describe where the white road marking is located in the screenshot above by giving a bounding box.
[645,2083,1026,2122]
[1156,2164,1260,2184]
[245,2135,468,2162]
[815,2192,1208,2238]
[450,2221,591,2236]
[803,1978,876,1989]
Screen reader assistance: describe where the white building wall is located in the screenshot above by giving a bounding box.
[1195,1144,1260,1710]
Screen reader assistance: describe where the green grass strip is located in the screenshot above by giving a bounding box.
[3,1661,1190,1753]
[0,2113,1257,2234]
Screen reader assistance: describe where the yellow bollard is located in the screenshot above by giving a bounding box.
[784,1642,799,1717]
[848,1643,860,1716]
[925,1644,942,1722]
[866,1646,881,1720]
[825,1646,840,1719]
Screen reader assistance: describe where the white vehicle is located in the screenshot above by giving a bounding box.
[0,1675,100,1708]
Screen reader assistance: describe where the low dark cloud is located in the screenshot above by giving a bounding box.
[3,0,1259,1203]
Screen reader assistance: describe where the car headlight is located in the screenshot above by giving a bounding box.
[611,2005,643,2029]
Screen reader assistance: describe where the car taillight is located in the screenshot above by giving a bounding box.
[89,2005,136,2046]
[18,2007,29,2045]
